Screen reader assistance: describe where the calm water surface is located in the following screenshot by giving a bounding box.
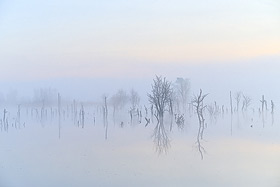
[0,108,280,187]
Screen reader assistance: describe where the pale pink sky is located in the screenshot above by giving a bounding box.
[0,0,279,80]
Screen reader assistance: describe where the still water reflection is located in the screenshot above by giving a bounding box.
[0,106,280,187]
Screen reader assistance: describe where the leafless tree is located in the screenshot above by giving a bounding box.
[234,91,242,112]
[174,77,190,113]
[72,100,78,125]
[259,95,267,127]
[102,95,108,122]
[242,94,252,111]
[192,89,208,159]
[128,89,140,123]
[3,109,7,131]
[102,95,109,139]
[175,114,184,129]
[150,105,154,123]
[110,89,129,116]
[145,117,150,127]
[230,91,233,115]
[33,88,57,106]
[130,89,140,110]
[260,95,267,112]
[79,104,85,128]
[168,91,176,131]
[271,100,275,114]
[192,89,208,139]
[207,101,220,122]
[58,93,61,139]
[16,105,21,129]
[148,76,173,125]
[271,100,275,125]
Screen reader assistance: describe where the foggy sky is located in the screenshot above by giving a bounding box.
[0,0,279,106]
[0,0,279,81]
[0,56,279,106]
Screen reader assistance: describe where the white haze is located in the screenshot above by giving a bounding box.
[0,56,279,107]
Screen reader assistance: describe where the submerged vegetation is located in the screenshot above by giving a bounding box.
[0,75,277,159]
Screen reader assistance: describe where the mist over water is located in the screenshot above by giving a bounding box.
[1,56,279,104]
[0,57,280,186]
[1,0,279,185]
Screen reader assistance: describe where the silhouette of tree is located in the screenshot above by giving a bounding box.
[148,76,173,125]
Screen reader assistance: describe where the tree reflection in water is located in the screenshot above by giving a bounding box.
[192,89,208,160]
[152,121,170,154]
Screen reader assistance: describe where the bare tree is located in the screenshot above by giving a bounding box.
[242,94,252,111]
[110,89,129,117]
[192,89,208,139]
[79,104,85,128]
[235,91,242,112]
[174,77,190,113]
[16,105,21,129]
[33,88,57,106]
[148,76,173,125]
[129,89,141,123]
[102,95,109,139]
[271,100,275,126]
[168,91,177,131]
[192,89,208,159]
[58,93,61,139]
[3,109,7,131]
[260,95,267,112]
[175,114,184,129]
[259,95,267,127]
[130,89,140,110]
[207,101,220,122]
[230,91,233,115]
[271,100,275,114]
